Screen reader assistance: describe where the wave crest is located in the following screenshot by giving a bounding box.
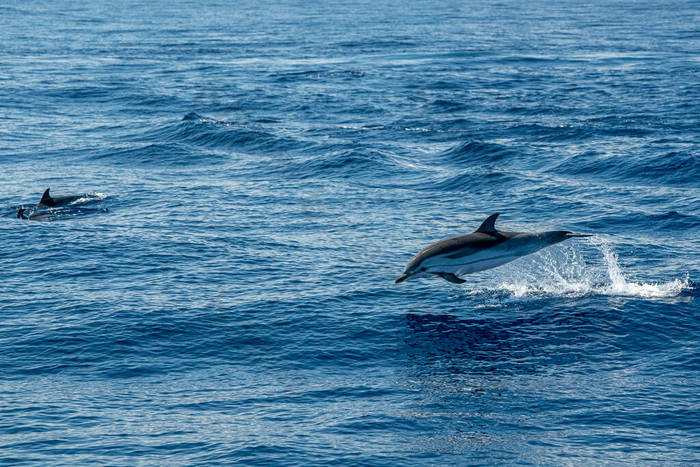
[440,140,518,164]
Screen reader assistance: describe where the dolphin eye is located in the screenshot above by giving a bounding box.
[420,267,426,271]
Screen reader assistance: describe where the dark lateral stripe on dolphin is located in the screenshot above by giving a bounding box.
[431,252,521,269]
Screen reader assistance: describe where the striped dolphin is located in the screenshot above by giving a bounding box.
[395,214,591,284]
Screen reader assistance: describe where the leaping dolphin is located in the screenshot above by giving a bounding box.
[395,213,591,284]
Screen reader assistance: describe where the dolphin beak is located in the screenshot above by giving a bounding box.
[566,233,593,238]
[395,274,410,283]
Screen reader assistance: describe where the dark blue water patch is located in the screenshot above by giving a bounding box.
[412,169,525,194]
[510,121,652,143]
[41,84,117,101]
[405,297,699,374]
[585,211,699,234]
[426,80,466,91]
[0,297,399,380]
[646,211,700,231]
[84,113,318,167]
[135,113,318,155]
[271,148,408,182]
[428,98,471,113]
[438,140,522,165]
[271,69,367,83]
[438,117,487,132]
[86,142,226,167]
[552,148,699,186]
[336,39,418,51]
[403,306,615,376]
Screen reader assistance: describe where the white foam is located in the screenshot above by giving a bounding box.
[596,241,689,298]
[480,237,691,300]
[70,192,107,204]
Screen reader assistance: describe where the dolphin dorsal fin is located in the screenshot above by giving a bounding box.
[39,188,54,206]
[475,213,500,233]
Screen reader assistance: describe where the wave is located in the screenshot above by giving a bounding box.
[429,99,470,112]
[477,237,693,300]
[510,117,656,143]
[274,148,403,180]
[439,140,519,165]
[412,169,521,192]
[552,149,699,186]
[586,211,699,232]
[173,113,313,153]
[271,69,366,82]
[87,142,217,166]
[89,113,315,166]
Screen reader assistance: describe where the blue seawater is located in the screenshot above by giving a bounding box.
[1,0,699,464]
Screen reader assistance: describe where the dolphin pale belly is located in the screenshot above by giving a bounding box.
[396,213,591,284]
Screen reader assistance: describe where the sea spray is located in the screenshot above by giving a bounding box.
[487,237,689,299]
[596,238,690,298]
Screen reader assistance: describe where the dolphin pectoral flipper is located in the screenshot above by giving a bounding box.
[439,273,465,284]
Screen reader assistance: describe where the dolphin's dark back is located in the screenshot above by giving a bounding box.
[405,214,520,270]
[406,231,514,270]
[37,188,81,207]
[421,232,504,258]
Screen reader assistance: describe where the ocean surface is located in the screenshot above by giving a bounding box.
[1,0,699,464]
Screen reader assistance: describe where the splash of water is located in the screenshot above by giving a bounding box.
[596,239,689,298]
[490,237,690,299]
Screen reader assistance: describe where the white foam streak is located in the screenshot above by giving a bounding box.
[488,237,690,300]
[70,193,107,204]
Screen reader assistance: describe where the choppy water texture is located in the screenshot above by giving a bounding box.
[1,0,699,464]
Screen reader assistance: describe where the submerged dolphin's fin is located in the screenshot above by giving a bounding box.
[439,273,466,284]
[39,188,55,206]
[475,213,500,234]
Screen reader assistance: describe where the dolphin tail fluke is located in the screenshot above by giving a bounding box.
[439,273,466,284]
[476,213,500,234]
[566,233,592,238]
[39,188,54,206]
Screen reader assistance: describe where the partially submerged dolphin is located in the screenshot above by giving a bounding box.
[16,208,55,221]
[16,188,99,221]
[396,213,591,284]
[36,188,82,207]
